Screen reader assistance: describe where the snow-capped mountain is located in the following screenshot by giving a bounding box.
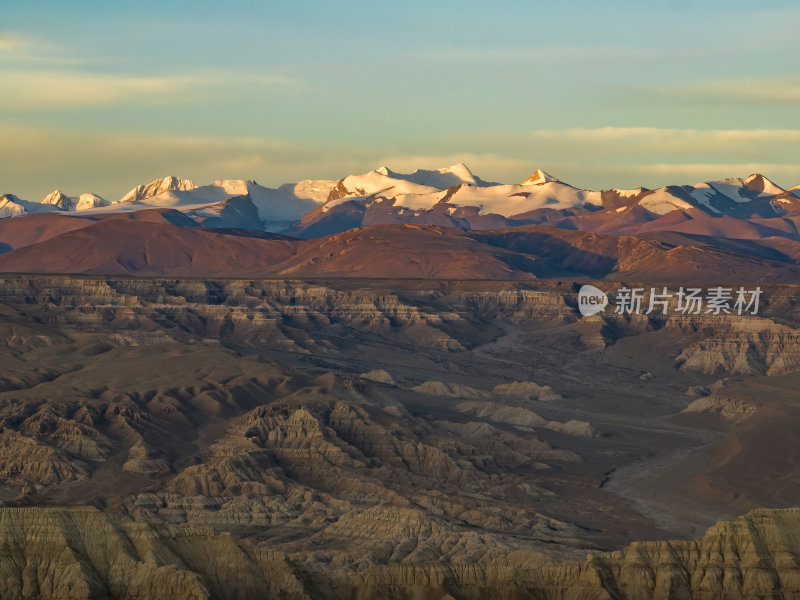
[209,179,325,222]
[290,167,800,238]
[2,166,799,241]
[102,177,334,230]
[323,165,601,213]
[0,194,32,218]
[519,169,559,185]
[291,165,607,237]
[320,164,791,222]
[621,174,791,218]
[40,190,109,211]
[0,175,337,230]
[0,190,110,217]
[120,176,197,203]
[378,163,496,188]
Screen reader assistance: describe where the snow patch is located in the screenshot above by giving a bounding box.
[639,189,694,215]
[612,188,644,198]
[688,184,723,214]
[391,181,601,216]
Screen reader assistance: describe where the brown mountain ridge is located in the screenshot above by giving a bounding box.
[2,213,800,282]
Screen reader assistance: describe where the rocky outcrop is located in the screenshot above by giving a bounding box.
[325,508,800,599]
[123,440,171,475]
[493,380,561,401]
[549,508,800,599]
[456,401,596,437]
[360,369,396,385]
[673,315,800,376]
[1,277,797,377]
[0,507,307,600]
[0,430,88,486]
[146,389,587,566]
[4,507,800,599]
[412,380,489,398]
[683,393,759,421]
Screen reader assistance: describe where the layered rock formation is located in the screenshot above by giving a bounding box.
[0,276,798,598]
[0,507,307,600]
[3,506,800,599]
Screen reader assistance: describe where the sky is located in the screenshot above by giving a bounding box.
[1,0,800,201]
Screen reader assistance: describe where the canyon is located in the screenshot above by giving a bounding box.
[0,275,798,598]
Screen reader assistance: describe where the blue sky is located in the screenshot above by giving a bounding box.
[2,0,800,200]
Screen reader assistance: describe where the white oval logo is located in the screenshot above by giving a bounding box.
[578,284,608,316]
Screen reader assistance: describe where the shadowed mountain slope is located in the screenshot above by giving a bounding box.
[3,219,800,282]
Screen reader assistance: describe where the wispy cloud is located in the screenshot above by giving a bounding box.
[525,128,800,186]
[0,71,200,109]
[530,127,800,141]
[0,127,538,200]
[0,126,366,200]
[434,126,800,163]
[0,70,296,110]
[2,125,800,201]
[428,40,754,69]
[523,127,800,155]
[0,34,21,50]
[627,163,800,177]
[660,77,800,105]
[0,32,95,66]
[0,30,297,110]
[418,127,800,188]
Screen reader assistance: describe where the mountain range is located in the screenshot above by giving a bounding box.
[5,164,800,599]
[3,164,800,280]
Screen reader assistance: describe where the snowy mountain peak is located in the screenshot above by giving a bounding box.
[0,194,29,218]
[743,173,784,196]
[75,193,109,211]
[208,179,261,196]
[744,173,765,184]
[39,190,108,211]
[406,163,481,188]
[439,162,474,179]
[120,176,196,203]
[41,189,71,209]
[371,163,486,190]
[1,193,24,204]
[4,167,799,235]
[520,169,559,186]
